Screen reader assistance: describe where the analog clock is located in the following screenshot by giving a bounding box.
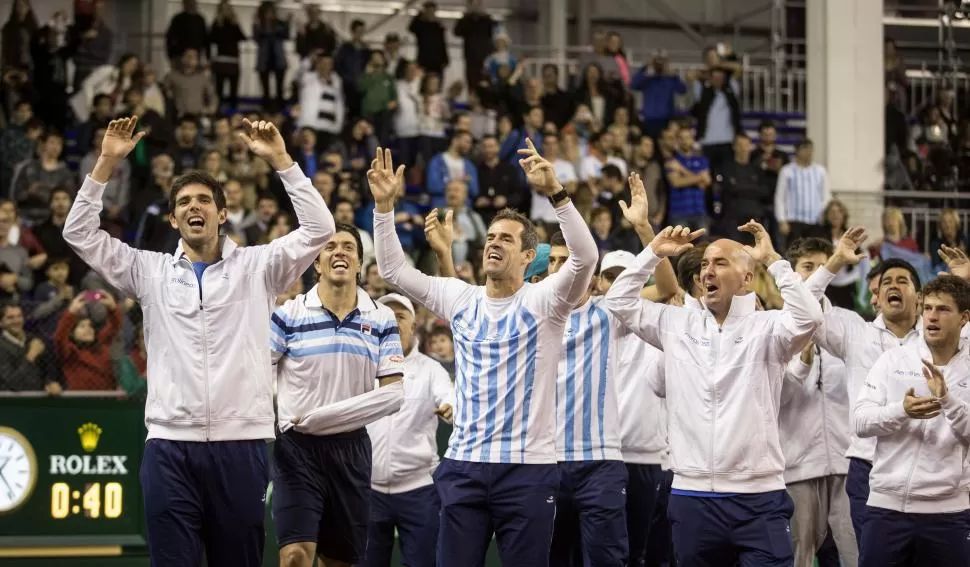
[0,426,38,514]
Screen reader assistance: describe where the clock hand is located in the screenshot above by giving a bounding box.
[0,457,8,476]
[0,470,12,495]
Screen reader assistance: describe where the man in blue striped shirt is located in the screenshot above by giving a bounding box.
[271,223,405,567]
[775,139,831,246]
[371,142,599,567]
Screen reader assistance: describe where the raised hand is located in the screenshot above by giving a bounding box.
[739,219,781,266]
[922,359,948,399]
[366,147,406,212]
[619,172,650,228]
[648,225,706,258]
[834,227,867,265]
[939,244,970,280]
[100,117,146,160]
[425,208,454,253]
[517,138,562,196]
[238,119,292,170]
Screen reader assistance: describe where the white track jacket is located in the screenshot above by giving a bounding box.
[855,341,970,513]
[605,248,822,493]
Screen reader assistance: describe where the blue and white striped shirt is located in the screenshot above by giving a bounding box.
[774,162,831,224]
[271,285,404,431]
[556,297,624,462]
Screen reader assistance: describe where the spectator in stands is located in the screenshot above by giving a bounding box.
[1,200,46,271]
[198,149,229,184]
[383,33,405,78]
[0,206,33,293]
[580,131,627,181]
[363,260,388,299]
[446,180,486,266]
[295,3,337,59]
[133,154,178,253]
[820,199,868,310]
[589,205,614,255]
[2,0,38,72]
[29,257,73,337]
[252,0,291,107]
[750,120,788,188]
[484,32,517,85]
[169,114,204,173]
[454,0,495,88]
[606,30,631,86]
[418,72,450,161]
[221,178,255,239]
[874,206,920,257]
[330,118,378,180]
[476,134,526,223]
[116,322,146,397]
[539,64,573,130]
[332,199,375,266]
[55,291,121,391]
[775,138,831,245]
[717,133,773,242]
[608,106,641,161]
[33,188,88,287]
[11,129,74,225]
[135,64,167,117]
[630,50,685,139]
[884,38,907,110]
[69,0,113,90]
[243,193,278,245]
[409,2,449,77]
[30,13,71,130]
[465,88,496,141]
[690,66,742,175]
[931,208,967,272]
[575,63,618,132]
[0,302,59,392]
[0,102,41,193]
[209,0,247,111]
[576,30,621,88]
[394,61,422,167]
[297,53,345,153]
[166,0,208,63]
[665,125,711,231]
[71,51,139,121]
[75,93,114,160]
[334,20,370,119]
[164,48,217,119]
[359,51,398,145]
[79,126,131,233]
[628,135,664,228]
[427,130,479,209]
[291,127,322,176]
[123,87,172,161]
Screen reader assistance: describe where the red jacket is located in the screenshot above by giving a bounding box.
[55,307,121,391]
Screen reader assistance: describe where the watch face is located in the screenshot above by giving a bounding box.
[0,428,37,514]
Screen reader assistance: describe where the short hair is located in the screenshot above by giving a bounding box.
[549,230,566,248]
[795,138,813,150]
[785,237,834,265]
[758,119,776,131]
[39,129,64,143]
[541,63,558,75]
[168,171,227,213]
[525,105,542,116]
[48,187,73,204]
[449,129,470,145]
[334,222,365,267]
[490,209,538,251]
[600,164,623,181]
[676,245,708,293]
[256,193,279,206]
[869,258,921,291]
[922,275,970,313]
[177,114,200,129]
[351,19,365,30]
[734,132,751,142]
[0,302,21,318]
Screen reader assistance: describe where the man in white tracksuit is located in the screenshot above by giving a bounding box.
[366,293,455,567]
[854,275,970,566]
[781,238,857,567]
[605,221,823,566]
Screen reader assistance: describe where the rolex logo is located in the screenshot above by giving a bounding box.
[78,423,102,453]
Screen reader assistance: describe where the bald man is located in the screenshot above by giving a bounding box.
[605,223,823,566]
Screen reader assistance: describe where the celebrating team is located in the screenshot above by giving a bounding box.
[66,117,970,567]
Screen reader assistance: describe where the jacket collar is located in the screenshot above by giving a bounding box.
[717,292,758,322]
[171,236,237,266]
[304,284,376,313]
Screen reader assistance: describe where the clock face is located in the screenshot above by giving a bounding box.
[0,428,37,514]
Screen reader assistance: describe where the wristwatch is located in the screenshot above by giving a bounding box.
[548,189,569,207]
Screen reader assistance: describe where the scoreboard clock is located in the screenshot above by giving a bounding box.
[0,395,147,556]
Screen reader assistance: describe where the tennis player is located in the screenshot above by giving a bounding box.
[63,117,335,567]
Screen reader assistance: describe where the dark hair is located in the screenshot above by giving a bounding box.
[490,209,538,251]
[758,119,776,131]
[24,117,43,132]
[600,164,623,181]
[734,132,751,142]
[541,63,558,76]
[922,275,970,313]
[39,129,64,143]
[785,237,834,265]
[177,114,200,128]
[331,197,354,211]
[0,302,21,318]
[168,171,227,213]
[549,230,566,247]
[351,19,365,30]
[869,258,921,291]
[45,257,70,269]
[256,193,278,206]
[335,223,364,265]
[449,129,470,146]
[48,187,73,205]
[676,244,708,294]
[796,138,814,150]
[524,105,543,117]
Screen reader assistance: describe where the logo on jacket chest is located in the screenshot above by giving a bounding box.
[683,332,711,347]
[170,277,195,288]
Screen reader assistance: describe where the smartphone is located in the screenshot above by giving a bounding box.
[84,291,103,301]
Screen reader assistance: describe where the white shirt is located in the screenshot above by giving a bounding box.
[774,162,831,224]
[580,155,627,182]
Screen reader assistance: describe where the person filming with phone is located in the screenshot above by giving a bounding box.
[54,289,121,391]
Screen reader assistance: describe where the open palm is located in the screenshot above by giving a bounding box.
[834,227,867,266]
[739,220,779,264]
[939,244,970,280]
[922,359,948,399]
[619,172,650,227]
[367,147,406,206]
[238,118,286,160]
[517,138,561,196]
[100,117,146,160]
[649,225,706,258]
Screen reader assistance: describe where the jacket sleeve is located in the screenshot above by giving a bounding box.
[768,259,824,358]
[854,351,909,437]
[781,355,814,406]
[604,247,668,350]
[533,202,598,312]
[257,164,335,295]
[292,381,405,435]
[430,362,455,409]
[54,311,80,363]
[62,175,157,298]
[426,156,447,198]
[940,386,970,445]
[774,165,789,224]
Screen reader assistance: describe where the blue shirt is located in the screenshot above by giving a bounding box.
[666,153,708,218]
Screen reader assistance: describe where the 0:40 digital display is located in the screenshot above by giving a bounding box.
[50,482,123,519]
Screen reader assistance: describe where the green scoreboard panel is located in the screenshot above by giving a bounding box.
[0,394,147,558]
